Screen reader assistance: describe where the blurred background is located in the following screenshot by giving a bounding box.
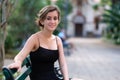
[0,0,120,80]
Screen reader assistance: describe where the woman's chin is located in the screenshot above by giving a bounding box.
[49,27,56,31]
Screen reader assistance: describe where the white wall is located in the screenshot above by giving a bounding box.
[67,0,104,37]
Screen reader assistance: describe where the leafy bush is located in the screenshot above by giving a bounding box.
[102,2,120,44]
[0,72,4,80]
[5,32,22,52]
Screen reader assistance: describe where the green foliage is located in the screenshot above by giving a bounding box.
[100,0,112,6]
[92,0,112,11]
[0,72,4,80]
[92,4,99,11]
[102,2,120,44]
[5,26,22,53]
[8,0,50,37]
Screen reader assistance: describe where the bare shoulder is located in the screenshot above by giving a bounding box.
[24,32,39,51]
[26,32,39,43]
[29,32,39,39]
[56,36,62,45]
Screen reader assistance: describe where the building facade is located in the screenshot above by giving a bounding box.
[67,0,106,37]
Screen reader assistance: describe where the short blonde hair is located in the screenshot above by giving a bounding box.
[35,5,61,28]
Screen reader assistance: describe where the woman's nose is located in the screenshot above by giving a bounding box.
[50,19,55,23]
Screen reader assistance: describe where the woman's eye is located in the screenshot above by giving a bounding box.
[46,16,58,20]
[46,17,51,20]
[54,17,58,20]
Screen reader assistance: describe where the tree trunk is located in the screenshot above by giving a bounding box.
[0,0,7,79]
[0,27,6,72]
[0,0,7,72]
[0,29,6,80]
[0,41,5,71]
[0,0,17,72]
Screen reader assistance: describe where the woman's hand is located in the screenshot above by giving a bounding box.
[8,61,22,72]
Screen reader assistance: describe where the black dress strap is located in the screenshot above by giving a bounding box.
[36,33,40,47]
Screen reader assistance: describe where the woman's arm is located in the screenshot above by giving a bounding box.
[57,36,69,80]
[8,34,37,71]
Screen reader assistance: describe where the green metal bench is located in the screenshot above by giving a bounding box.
[2,56,32,80]
[2,56,63,80]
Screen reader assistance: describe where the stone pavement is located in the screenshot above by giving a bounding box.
[4,38,120,80]
[65,38,120,80]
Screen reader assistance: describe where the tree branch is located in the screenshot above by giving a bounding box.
[0,20,7,28]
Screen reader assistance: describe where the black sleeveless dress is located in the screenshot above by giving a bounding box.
[29,46,60,80]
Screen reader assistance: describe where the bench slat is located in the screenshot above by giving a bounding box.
[2,67,14,80]
[16,66,31,80]
[2,56,31,80]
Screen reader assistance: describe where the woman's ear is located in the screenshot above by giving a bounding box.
[40,20,44,25]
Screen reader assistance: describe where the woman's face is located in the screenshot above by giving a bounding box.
[42,10,59,31]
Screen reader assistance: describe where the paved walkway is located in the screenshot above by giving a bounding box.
[4,38,120,80]
[65,38,120,80]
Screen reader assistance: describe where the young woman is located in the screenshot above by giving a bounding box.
[8,5,69,80]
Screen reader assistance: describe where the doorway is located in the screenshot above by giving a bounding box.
[75,23,83,37]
